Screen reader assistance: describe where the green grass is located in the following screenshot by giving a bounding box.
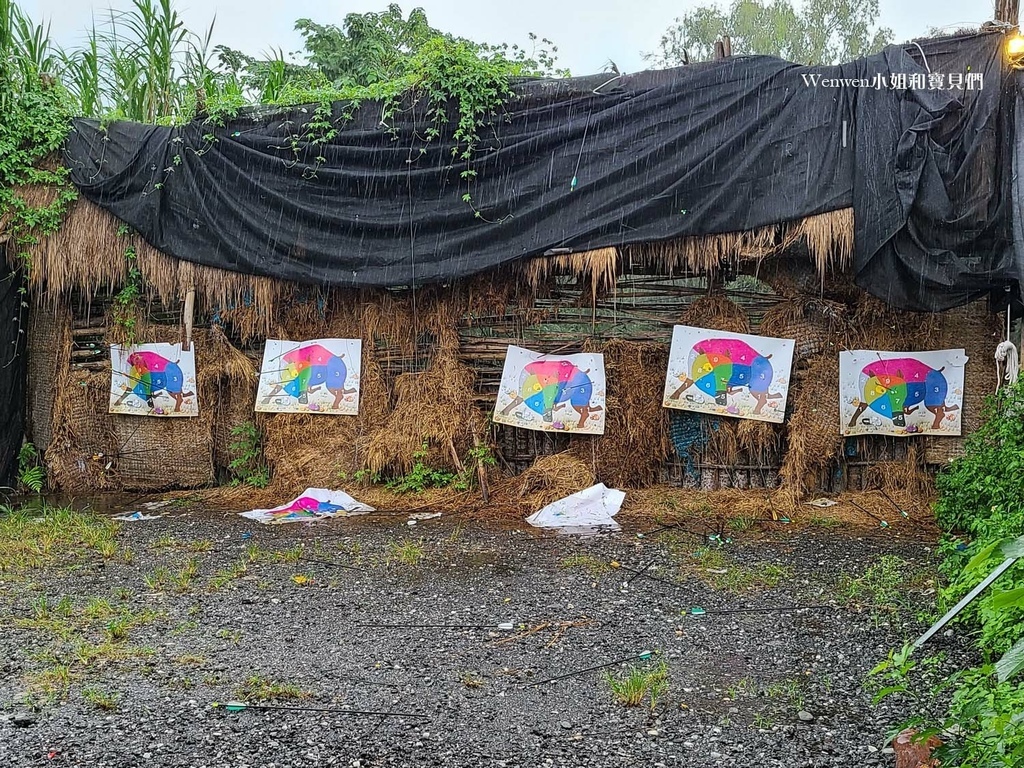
[236,675,310,702]
[690,548,793,593]
[152,535,214,552]
[836,554,933,624]
[83,597,114,620]
[727,515,758,532]
[0,505,120,572]
[808,515,843,529]
[26,663,77,700]
[209,559,249,590]
[81,686,120,711]
[215,628,242,644]
[387,538,425,566]
[606,659,669,709]
[559,553,609,574]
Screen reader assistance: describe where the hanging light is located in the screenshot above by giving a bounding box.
[1007,34,1024,57]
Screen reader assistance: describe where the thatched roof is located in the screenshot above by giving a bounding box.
[7,183,854,321]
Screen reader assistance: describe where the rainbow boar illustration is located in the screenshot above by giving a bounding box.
[113,348,194,413]
[260,343,356,410]
[668,338,782,416]
[847,357,958,431]
[499,358,604,429]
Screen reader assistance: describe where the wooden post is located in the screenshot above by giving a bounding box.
[996,0,1020,25]
[714,40,726,60]
[183,286,195,351]
[473,433,490,503]
[722,35,732,58]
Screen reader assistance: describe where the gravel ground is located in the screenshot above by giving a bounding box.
[0,506,966,767]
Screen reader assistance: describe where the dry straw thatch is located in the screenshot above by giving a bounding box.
[11,192,287,335]
[778,354,842,499]
[677,294,749,466]
[43,319,258,493]
[514,452,596,510]
[624,208,853,276]
[570,340,670,488]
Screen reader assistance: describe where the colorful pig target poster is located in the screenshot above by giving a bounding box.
[493,345,606,435]
[256,339,361,415]
[110,343,198,417]
[839,349,967,437]
[663,326,794,424]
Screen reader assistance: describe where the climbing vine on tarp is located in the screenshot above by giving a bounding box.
[0,76,77,269]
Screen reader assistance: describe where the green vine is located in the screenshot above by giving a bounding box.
[228,421,270,488]
[110,240,143,346]
[0,76,78,275]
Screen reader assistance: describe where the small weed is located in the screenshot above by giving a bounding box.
[172,557,201,592]
[606,659,669,709]
[209,559,248,590]
[215,628,242,644]
[82,686,120,711]
[725,676,755,700]
[143,566,172,592]
[115,587,133,602]
[175,654,207,666]
[104,607,159,642]
[559,553,609,574]
[727,515,757,532]
[459,672,484,689]
[385,443,455,493]
[152,534,179,549]
[121,547,135,564]
[171,620,199,635]
[73,641,141,667]
[228,421,270,488]
[274,544,304,564]
[290,573,314,586]
[83,597,114,620]
[387,538,425,566]
[236,675,309,701]
[26,663,76,699]
[808,515,842,529]
[764,679,804,710]
[753,712,774,729]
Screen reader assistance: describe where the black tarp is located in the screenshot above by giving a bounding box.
[64,30,1012,311]
[0,271,26,485]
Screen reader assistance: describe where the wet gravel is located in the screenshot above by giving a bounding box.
[0,510,966,767]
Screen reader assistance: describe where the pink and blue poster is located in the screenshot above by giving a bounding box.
[663,326,794,424]
[839,349,967,436]
[109,343,198,417]
[256,339,361,415]
[493,346,606,435]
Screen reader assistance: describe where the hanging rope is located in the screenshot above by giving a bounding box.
[996,310,1019,391]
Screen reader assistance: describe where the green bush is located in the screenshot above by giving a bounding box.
[875,380,1024,765]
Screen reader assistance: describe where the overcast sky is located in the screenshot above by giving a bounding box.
[20,0,991,75]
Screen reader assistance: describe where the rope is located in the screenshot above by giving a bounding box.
[996,311,1019,391]
[996,341,1019,391]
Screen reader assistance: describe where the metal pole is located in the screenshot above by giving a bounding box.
[913,557,1018,649]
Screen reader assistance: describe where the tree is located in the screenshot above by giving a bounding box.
[294,4,567,88]
[651,0,893,66]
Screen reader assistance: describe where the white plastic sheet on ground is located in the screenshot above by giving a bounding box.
[112,511,163,521]
[526,483,625,533]
[240,488,374,525]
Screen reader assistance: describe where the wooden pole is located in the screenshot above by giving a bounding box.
[996,0,1020,25]
[722,35,732,58]
[473,433,490,503]
[714,40,726,60]
[183,286,196,351]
